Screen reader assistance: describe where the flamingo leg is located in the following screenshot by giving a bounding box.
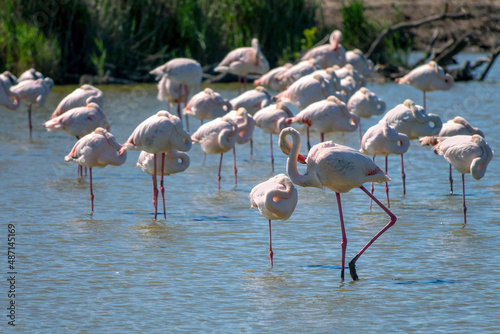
[268,219,274,268]
[335,192,348,281]
[270,134,274,172]
[217,153,223,191]
[349,186,397,280]
[358,120,362,146]
[306,126,311,152]
[320,133,325,143]
[152,154,159,219]
[233,146,238,187]
[28,104,33,140]
[250,137,254,159]
[85,166,87,176]
[385,156,390,208]
[160,152,166,219]
[462,174,467,225]
[369,156,375,211]
[449,164,453,195]
[89,167,94,214]
[401,154,406,195]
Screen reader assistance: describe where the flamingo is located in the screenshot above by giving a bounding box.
[10,77,54,139]
[156,76,182,112]
[64,127,127,214]
[225,107,255,158]
[275,73,336,111]
[289,95,358,151]
[395,60,454,111]
[51,84,104,119]
[345,49,374,76]
[183,88,232,132]
[250,174,298,267]
[433,135,493,224]
[44,102,109,139]
[18,68,44,82]
[300,30,346,69]
[279,127,396,281]
[333,64,367,86]
[0,75,20,110]
[380,99,442,193]
[150,58,203,120]
[276,59,322,86]
[254,102,294,171]
[120,111,192,220]
[229,86,272,115]
[360,121,410,208]
[191,116,239,190]
[347,87,386,143]
[214,38,270,93]
[254,63,292,92]
[137,149,190,217]
[420,116,484,194]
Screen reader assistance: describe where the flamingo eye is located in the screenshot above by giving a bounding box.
[444,78,450,83]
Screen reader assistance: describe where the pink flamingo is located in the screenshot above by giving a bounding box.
[225,107,255,157]
[18,68,44,82]
[137,149,190,217]
[214,38,270,93]
[250,174,298,267]
[150,58,203,120]
[10,77,54,139]
[433,135,493,224]
[191,116,239,190]
[300,30,346,69]
[254,63,292,92]
[230,86,272,115]
[395,60,454,110]
[64,127,127,214]
[183,88,232,132]
[120,111,192,220]
[360,121,410,208]
[254,102,294,171]
[276,59,322,86]
[156,76,182,112]
[279,127,396,281]
[44,102,109,139]
[0,75,20,110]
[420,116,484,194]
[51,84,104,119]
[347,87,386,144]
[380,99,442,193]
[289,95,358,151]
[275,73,336,111]
[345,49,374,76]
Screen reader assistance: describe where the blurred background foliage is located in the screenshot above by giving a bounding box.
[0,0,409,83]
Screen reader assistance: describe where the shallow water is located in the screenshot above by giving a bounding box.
[2,55,500,332]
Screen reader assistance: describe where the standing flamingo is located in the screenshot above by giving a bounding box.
[183,88,232,132]
[420,116,484,194]
[120,111,192,220]
[230,86,272,115]
[225,107,255,157]
[254,102,294,171]
[0,75,20,110]
[64,127,127,214]
[300,30,346,69]
[191,116,239,190]
[254,63,292,92]
[214,38,270,93]
[395,60,454,111]
[433,135,493,224]
[289,95,358,151]
[137,149,190,217]
[10,77,54,139]
[150,58,203,120]
[360,121,410,208]
[279,127,396,281]
[18,68,44,82]
[276,59,322,86]
[51,84,104,119]
[156,75,182,112]
[380,99,442,193]
[345,49,374,76]
[347,87,386,144]
[250,174,298,267]
[44,103,109,139]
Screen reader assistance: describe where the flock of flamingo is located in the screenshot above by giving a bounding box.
[0,30,494,281]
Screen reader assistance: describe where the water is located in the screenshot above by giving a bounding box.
[2,55,500,332]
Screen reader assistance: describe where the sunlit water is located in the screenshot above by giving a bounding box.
[2,54,500,332]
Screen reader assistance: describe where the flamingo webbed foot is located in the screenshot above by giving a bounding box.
[348,260,359,281]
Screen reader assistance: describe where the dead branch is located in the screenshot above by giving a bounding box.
[478,45,500,81]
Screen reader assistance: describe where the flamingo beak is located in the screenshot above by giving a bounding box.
[298,154,307,164]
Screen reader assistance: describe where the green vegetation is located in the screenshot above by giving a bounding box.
[0,0,414,83]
